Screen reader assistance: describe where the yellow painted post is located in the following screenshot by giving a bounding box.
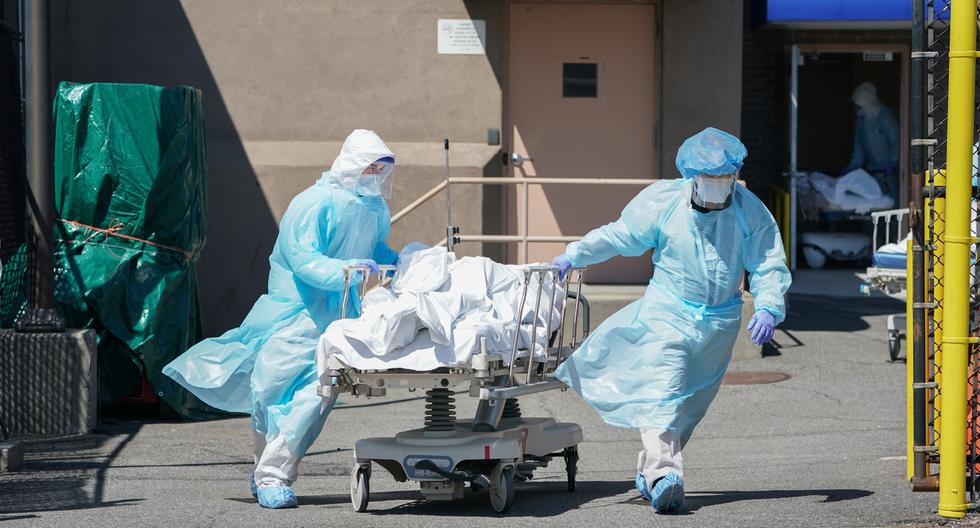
[908,234,916,480]
[783,190,791,259]
[933,170,946,464]
[922,172,945,481]
[938,0,977,518]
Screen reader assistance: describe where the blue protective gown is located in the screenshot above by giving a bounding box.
[844,106,900,175]
[555,178,792,439]
[164,130,398,458]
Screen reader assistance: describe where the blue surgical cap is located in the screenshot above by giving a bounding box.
[675,127,748,179]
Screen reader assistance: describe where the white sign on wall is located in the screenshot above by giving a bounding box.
[437,19,486,55]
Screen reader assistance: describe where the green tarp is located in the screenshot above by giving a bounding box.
[0,82,222,419]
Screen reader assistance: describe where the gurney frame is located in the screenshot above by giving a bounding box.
[320,263,590,514]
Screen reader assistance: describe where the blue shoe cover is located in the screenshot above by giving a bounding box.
[650,473,684,513]
[249,475,258,498]
[257,485,298,509]
[635,473,652,501]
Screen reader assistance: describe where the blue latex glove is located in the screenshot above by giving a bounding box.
[354,259,380,274]
[551,254,572,279]
[746,310,776,345]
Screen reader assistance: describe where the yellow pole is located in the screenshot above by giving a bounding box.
[783,190,791,260]
[907,234,915,481]
[932,170,946,466]
[938,0,977,518]
[922,171,945,480]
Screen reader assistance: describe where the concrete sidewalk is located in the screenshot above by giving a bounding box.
[0,293,958,527]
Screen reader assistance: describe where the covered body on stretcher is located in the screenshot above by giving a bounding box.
[312,247,590,513]
[315,247,584,399]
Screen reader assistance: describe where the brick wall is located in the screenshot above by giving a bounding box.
[0,21,23,264]
[739,2,911,200]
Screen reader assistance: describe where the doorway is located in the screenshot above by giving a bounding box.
[507,2,656,283]
[788,44,909,272]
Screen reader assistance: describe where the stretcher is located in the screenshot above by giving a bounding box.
[860,208,909,361]
[319,263,590,514]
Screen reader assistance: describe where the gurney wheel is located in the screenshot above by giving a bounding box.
[563,446,578,492]
[888,332,901,362]
[350,464,370,512]
[489,464,515,514]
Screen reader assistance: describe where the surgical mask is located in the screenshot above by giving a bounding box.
[692,174,736,211]
[357,160,394,199]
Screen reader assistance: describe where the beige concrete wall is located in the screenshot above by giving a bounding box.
[45,0,745,335]
[49,0,506,333]
[660,0,744,178]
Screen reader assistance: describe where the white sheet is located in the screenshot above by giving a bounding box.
[797,169,895,214]
[316,247,564,376]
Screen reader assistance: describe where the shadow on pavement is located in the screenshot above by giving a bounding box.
[0,515,39,523]
[782,294,905,333]
[0,422,143,514]
[252,479,638,517]
[683,488,874,512]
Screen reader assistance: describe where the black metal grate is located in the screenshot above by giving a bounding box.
[924,1,950,484]
[0,329,97,437]
[0,21,24,264]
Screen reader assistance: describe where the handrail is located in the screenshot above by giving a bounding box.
[391,176,653,262]
[391,180,447,224]
[392,177,651,225]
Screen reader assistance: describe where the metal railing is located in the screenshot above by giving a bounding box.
[391,176,653,262]
[871,208,910,254]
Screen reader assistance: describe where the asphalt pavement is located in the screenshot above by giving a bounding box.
[0,293,961,527]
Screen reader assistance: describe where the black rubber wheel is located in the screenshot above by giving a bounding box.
[490,464,515,514]
[350,464,370,512]
[564,446,579,492]
[888,333,901,362]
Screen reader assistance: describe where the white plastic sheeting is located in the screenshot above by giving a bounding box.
[316,247,564,374]
[797,169,895,214]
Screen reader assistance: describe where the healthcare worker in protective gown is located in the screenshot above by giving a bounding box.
[551,128,791,513]
[842,82,900,201]
[164,129,401,509]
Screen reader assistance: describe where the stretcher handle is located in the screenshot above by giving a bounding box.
[525,268,548,384]
[507,265,587,383]
[564,291,590,339]
[555,267,587,366]
[340,264,398,319]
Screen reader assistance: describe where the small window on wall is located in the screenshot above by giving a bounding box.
[562,61,601,98]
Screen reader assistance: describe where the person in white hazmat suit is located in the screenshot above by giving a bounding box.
[164,130,406,509]
[842,82,900,202]
[551,127,791,513]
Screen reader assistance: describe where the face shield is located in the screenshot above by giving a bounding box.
[692,173,736,211]
[356,156,395,199]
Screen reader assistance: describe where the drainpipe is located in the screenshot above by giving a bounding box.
[937,0,977,519]
[909,0,929,488]
[15,0,63,332]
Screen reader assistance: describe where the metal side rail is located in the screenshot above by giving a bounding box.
[480,378,566,401]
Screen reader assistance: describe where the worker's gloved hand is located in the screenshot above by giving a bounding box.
[551,254,572,280]
[353,259,380,274]
[746,310,777,345]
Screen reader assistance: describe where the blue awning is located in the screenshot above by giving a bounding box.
[765,0,948,23]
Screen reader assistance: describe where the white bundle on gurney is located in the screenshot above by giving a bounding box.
[797,169,895,214]
[316,247,563,372]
